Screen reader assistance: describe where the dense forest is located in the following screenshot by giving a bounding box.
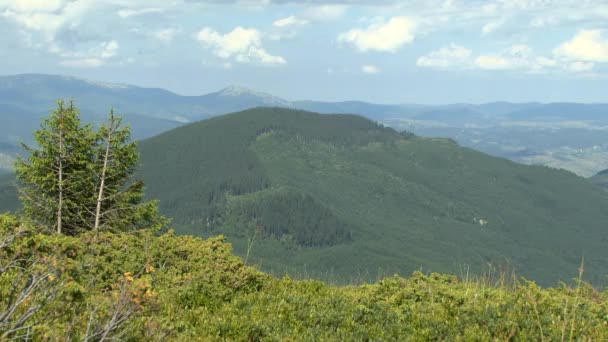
[136,107,608,286]
[592,169,608,190]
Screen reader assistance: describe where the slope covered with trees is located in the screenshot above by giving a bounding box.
[591,169,608,190]
[138,107,608,286]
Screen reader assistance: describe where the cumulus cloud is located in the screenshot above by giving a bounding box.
[153,28,180,42]
[481,19,505,35]
[60,58,104,68]
[416,44,472,69]
[474,55,514,70]
[0,0,68,13]
[302,5,348,21]
[554,29,608,62]
[415,43,589,74]
[474,45,548,71]
[117,7,163,18]
[273,16,309,27]
[338,16,416,52]
[196,26,286,65]
[361,65,379,74]
[566,61,594,72]
[53,39,120,67]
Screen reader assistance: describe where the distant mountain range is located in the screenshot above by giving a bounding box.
[2,73,608,175]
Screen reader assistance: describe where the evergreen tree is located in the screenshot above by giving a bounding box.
[91,110,167,233]
[15,100,95,235]
[15,100,166,235]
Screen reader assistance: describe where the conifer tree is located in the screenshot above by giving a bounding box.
[15,100,95,235]
[91,110,167,233]
[15,100,166,235]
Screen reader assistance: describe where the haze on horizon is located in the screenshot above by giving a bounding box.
[1,0,608,104]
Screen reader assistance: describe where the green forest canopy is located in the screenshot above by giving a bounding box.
[137,107,608,286]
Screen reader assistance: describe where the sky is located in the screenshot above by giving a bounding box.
[1,0,608,104]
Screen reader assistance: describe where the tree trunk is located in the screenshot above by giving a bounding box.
[57,110,64,235]
[94,114,114,233]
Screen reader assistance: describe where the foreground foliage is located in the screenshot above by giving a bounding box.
[1,214,606,341]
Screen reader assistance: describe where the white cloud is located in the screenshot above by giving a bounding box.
[474,44,536,70]
[0,0,96,39]
[415,43,584,74]
[99,40,119,58]
[339,16,416,52]
[60,58,104,68]
[0,0,67,13]
[554,29,608,62]
[1,8,65,36]
[51,39,119,67]
[361,65,379,74]
[475,55,514,70]
[303,5,348,21]
[481,19,505,35]
[417,44,472,69]
[117,7,163,18]
[153,28,180,42]
[273,16,308,27]
[566,61,594,72]
[196,26,286,65]
[529,15,558,27]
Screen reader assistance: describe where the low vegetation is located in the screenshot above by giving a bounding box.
[2,215,607,340]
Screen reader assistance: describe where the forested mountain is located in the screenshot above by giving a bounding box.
[138,107,608,286]
[591,169,608,190]
[0,170,17,213]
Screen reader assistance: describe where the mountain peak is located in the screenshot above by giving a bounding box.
[218,85,259,96]
[215,85,293,107]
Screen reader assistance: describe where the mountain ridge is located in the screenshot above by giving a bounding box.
[137,107,608,286]
[2,73,608,176]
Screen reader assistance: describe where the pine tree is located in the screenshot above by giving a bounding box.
[15,100,95,235]
[91,110,167,233]
[15,100,167,235]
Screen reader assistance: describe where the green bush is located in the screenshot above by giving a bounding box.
[1,214,606,341]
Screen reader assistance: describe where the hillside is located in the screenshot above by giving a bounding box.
[2,216,606,340]
[138,107,608,286]
[0,171,18,214]
[591,169,608,190]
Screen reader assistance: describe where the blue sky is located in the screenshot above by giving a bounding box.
[1,0,608,104]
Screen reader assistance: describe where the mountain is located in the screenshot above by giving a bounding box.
[137,107,608,286]
[4,73,608,176]
[0,170,18,213]
[0,74,297,170]
[591,169,608,190]
[0,74,293,125]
